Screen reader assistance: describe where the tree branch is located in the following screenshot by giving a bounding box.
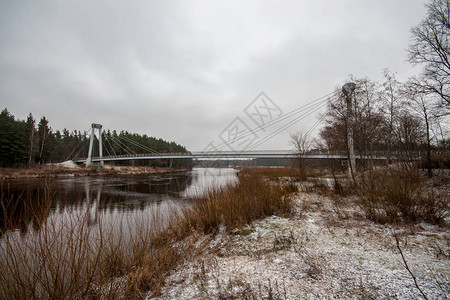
[395,236,429,300]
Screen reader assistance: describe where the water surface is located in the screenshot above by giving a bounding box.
[0,167,238,236]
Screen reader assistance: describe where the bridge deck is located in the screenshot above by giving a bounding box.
[72,150,424,163]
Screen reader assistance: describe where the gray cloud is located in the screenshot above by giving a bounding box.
[0,0,426,150]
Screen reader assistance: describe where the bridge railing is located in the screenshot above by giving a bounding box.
[75,149,449,162]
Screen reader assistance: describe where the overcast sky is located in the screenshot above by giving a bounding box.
[0,0,427,151]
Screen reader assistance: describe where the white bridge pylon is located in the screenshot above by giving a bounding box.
[86,123,103,168]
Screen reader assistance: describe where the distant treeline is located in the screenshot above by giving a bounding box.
[0,109,192,168]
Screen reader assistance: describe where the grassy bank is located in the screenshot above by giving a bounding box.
[238,166,324,181]
[0,170,297,299]
[305,163,449,226]
[0,165,191,180]
[357,165,449,225]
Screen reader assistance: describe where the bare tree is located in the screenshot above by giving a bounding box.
[429,115,449,150]
[380,69,402,163]
[319,77,385,166]
[408,0,450,113]
[319,87,348,152]
[290,130,311,169]
[353,77,385,169]
[394,109,425,158]
[403,83,435,177]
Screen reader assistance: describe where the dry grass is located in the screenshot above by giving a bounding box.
[174,172,295,236]
[357,165,449,225]
[307,175,354,197]
[298,165,448,227]
[0,169,297,299]
[239,167,323,182]
[0,165,189,180]
[0,207,177,299]
[418,154,450,169]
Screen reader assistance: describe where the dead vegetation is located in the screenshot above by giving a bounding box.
[1,164,448,299]
[301,164,449,226]
[158,191,449,299]
[157,165,448,299]
[0,165,189,180]
[174,172,295,236]
[358,165,449,225]
[238,167,324,182]
[0,169,298,299]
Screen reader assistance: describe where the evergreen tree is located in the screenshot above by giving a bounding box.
[25,113,36,166]
[37,117,52,164]
[0,109,27,167]
[0,108,191,167]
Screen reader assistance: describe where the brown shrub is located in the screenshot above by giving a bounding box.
[306,174,354,197]
[358,165,448,225]
[0,171,297,299]
[176,172,294,235]
[239,167,323,181]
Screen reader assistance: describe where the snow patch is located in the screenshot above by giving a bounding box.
[58,160,80,169]
[153,192,450,299]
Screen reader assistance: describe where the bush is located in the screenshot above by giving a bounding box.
[239,167,323,182]
[0,171,297,299]
[418,154,450,169]
[175,172,294,235]
[358,165,448,225]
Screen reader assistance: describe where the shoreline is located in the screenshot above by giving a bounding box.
[0,167,448,299]
[0,165,191,180]
[155,191,450,299]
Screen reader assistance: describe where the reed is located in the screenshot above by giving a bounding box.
[0,170,296,299]
[175,171,295,236]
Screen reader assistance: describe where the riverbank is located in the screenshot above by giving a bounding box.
[151,167,449,299]
[1,167,448,299]
[0,169,295,299]
[154,189,450,299]
[0,164,191,180]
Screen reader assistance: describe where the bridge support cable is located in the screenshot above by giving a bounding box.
[118,134,160,155]
[305,110,327,137]
[105,136,126,155]
[247,100,329,151]
[64,127,91,161]
[114,136,139,155]
[102,139,112,157]
[103,135,117,156]
[67,138,90,162]
[238,92,334,149]
[72,140,91,161]
[268,90,336,124]
[211,90,338,151]
[105,135,133,156]
[108,135,137,156]
[248,100,328,151]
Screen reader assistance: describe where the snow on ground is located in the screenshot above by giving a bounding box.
[58,160,80,168]
[153,193,450,299]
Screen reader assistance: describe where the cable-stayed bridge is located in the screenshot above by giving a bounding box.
[69,90,335,166]
[67,89,426,166]
[73,150,398,164]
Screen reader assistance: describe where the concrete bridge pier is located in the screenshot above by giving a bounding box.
[86,123,103,168]
[343,82,356,181]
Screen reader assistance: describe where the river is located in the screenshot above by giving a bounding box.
[0,167,238,236]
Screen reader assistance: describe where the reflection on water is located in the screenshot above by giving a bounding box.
[0,168,238,236]
[182,168,238,197]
